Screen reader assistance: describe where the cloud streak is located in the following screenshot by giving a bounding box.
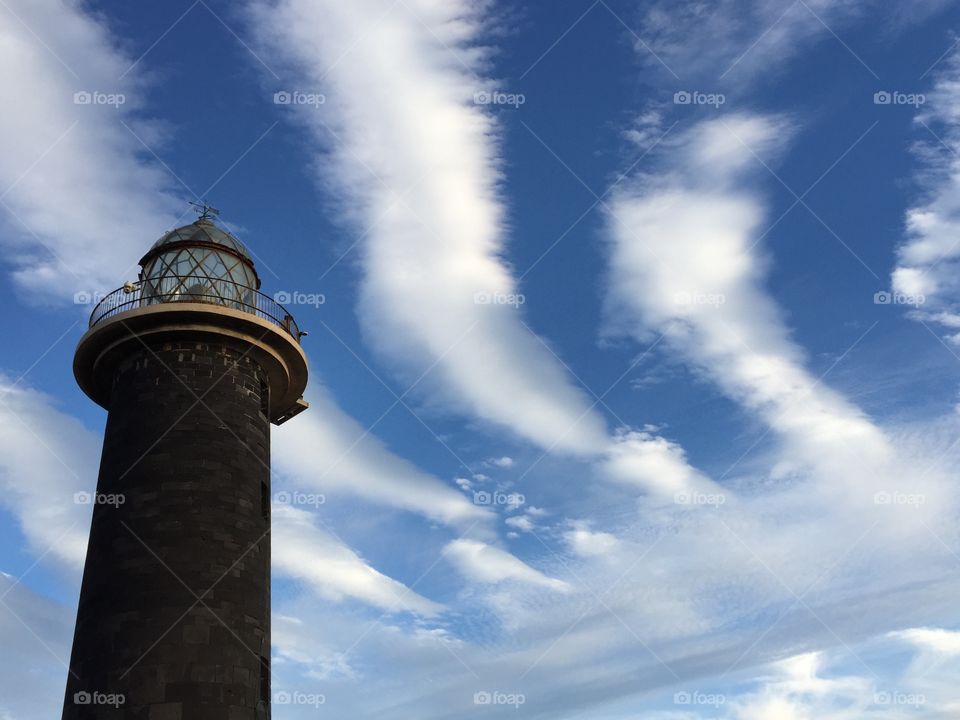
[893,49,960,344]
[636,0,873,86]
[0,376,97,568]
[273,505,444,616]
[443,538,571,592]
[605,114,901,502]
[274,385,491,530]
[0,0,181,302]
[249,0,715,499]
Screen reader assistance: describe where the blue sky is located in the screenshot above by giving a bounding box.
[3,0,960,718]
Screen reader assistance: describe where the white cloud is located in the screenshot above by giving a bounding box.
[0,574,74,719]
[704,638,960,720]
[249,0,608,455]
[504,515,534,532]
[273,384,491,530]
[272,614,358,681]
[893,50,960,343]
[636,0,863,82]
[3,388,937,720]
[0,0,181,302]
[886,625,960,714]
[443,539,571,592]
[605,115,908,507]
[0,376,97,568]
[563,521,621,557]
[8,378,944,720]
[890,627,960,656]
[273,505,443,616]
[637,0,878,86]
[248,0,714,500]
[234,16,960,716]
[727,652,873,720]
[604,428,715,497]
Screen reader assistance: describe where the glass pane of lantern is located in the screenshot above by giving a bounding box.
[140,220,259,311]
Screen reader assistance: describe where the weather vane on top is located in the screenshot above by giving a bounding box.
[189,200,220,221]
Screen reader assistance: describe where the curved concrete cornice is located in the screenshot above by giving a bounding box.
[74,303,309,424]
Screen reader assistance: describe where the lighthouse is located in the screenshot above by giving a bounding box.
[63,207,308,718]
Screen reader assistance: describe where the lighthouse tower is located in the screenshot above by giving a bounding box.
[63,208,308,719]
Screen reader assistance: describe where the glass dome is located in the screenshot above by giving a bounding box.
[139,218,261,310]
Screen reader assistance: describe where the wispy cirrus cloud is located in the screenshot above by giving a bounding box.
[637,0,872,86]
[0,574,73,720]
[265,484,960,719]
[632,0,957,124]
[274,385,492,530]
[605,114,905,500]
[592,107,960,716]
[443,538,571,593]
[273,505,444,616]
[274,387,562,593]
[893,49,960,344]
[891,626,960,655]
[711,630,960,720]
[634,0,954,110]
[0,0,181,302]
[247,0,607,454]
[0,377,97,568]
[248,0,716,500]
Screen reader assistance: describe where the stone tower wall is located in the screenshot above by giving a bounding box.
[63,338,271,719]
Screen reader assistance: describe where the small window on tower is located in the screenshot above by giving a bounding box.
[261,480,270,521]
[259,376,269,418]
[259,655,270,710]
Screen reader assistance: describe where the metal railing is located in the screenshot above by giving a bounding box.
[89,279,301,341]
